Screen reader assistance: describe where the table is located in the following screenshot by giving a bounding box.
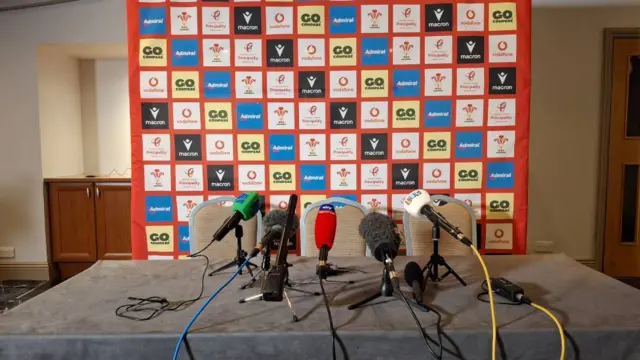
[1,254,640,360]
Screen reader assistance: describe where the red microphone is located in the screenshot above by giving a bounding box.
[315,204,337,278]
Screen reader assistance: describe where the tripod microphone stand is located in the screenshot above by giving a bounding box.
[347,267,429,312]
[239,241,272,290]
[208,224,259,277]
[422,223,467,286]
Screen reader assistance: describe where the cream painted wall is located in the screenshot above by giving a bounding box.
[529,7,640,261]
[37,46,84,178]
[80,59,99,175]
[0,0,126,262]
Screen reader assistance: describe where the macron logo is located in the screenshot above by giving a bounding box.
[369,138,379,150]
[216,170,225,181]
[150,107,160,119]
[307,76,317,87]
[466,41,476,53]
[275,44,285,56]
[401,168,411,180]
[498,72,508,84]
[183,139,193,151]
[338,107,348,119]
[243,12,253,24]
[434,8,444,21]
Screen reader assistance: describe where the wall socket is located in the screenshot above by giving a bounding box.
[534,241,554,253]
[0,247,15,258]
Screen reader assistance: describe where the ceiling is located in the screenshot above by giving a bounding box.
[1,0,640,9]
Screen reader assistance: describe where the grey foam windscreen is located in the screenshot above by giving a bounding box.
[404,261,424,291]
[263,209,299,233]
[359,212,399,262]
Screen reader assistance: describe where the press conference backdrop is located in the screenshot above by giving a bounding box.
[127,0,531,260]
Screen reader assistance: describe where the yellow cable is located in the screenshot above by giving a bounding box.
[470,245,497,360]
[530,302,566,360]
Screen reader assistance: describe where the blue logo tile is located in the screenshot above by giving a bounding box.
[393,70,421,97]
[203,71,231,99]
[424,100,452,128]
[300,165,327,191]
[330,194,357,208]
[330,6,357,34]
[236,103,264,130]
[269,134,295,161]
[139,7,166,36]
[171,39,199,67]
[145,196,173,223]
[177,225,191,252]
[487,162,515,189]
[455,131,483,159]
[361,38,389,66]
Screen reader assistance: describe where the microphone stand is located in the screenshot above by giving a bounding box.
[208,224,259,277]
[422,220,467,287]
[347,266,429,313]
[239,241,272,290]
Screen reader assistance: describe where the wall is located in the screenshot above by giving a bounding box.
[0,0,126,263]
[81,59,131,175]
[37,45,84,178]
[529,7,640,261]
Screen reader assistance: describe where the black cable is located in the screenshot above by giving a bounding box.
[397,291,444,360]
[319,277,337,360]
[115,254,209,321]
[476,280,525,306]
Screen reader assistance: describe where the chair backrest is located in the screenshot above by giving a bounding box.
[188,197,262,260]
[403,195,476,256]
[300,198,369,257]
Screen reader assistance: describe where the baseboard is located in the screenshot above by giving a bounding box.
[578,259,599,270]
[0,261,53,281]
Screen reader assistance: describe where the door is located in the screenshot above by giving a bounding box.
[95,183,132,260]
[604,38,640,277]
[49,182,97,262]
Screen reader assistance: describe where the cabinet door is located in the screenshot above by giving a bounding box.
[49,183,97,262]
[95,183,132,260]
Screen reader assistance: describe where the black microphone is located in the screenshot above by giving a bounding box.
[249,210,299,258]
[359,212,402,289]
[404,261,425,304]
[262,194,298,302]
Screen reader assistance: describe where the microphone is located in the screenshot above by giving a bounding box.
[249,210,300,258]
[315,204,337,279]
[262,194,298,302]
[212,192,261,242]
[403,190,473,247]
[404,261,425,304]
[359,212,402,289]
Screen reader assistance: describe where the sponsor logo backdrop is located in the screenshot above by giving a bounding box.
[128,0,530,259]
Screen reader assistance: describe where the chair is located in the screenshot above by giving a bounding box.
[188,197,262,261]
[403,195,477,256]
[300,197,370,257]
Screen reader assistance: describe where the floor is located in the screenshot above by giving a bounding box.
[0,281,50,313]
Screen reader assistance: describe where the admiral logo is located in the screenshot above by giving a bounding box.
[361,134,388,160]
[488,99,516,126]
[142,103,169,129]
[173,102,200,130]
[426,4,453,32]
[298,39,325,66]
[299,102,325,129]
[206,134,233,161]
[202,7,229,35]
[425,36,452,64]
[393,37,420,64]
[392,163,419,190]
[329,5,356,34]
[487,162,515,189]
[300,165,327,191]
[489,35,517,63]
[490,68,516,94]
[424,100,452,128]
[457,3,484,31]
[330,102,357,129]
[361,37,389,66]
[171,39,198,68]
[267,39,294,67]
[234,39,262,66]
[203,71,231,99]
[207,165,234,191]
[393,5,420,33]
[145,196,173,223]
[362,5,388,33]
[393,69,421,97]
[175,134,202,160]
[236,103,264,130]
[203,39,231,67]
[455,131,483,159]
[234,7,261,34]
[266,7,293,35]
[457,36,484,64]
[423,163,451,190]
[268,134,295,161]
[139,7,166,35]
[298,71,325,98]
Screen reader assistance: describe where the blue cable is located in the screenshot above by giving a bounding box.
[172,257,252,360]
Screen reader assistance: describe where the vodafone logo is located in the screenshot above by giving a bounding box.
[401,138,411,148]
[466,9,476,19]
[278,201,288,209]
[182,108,192,118]
[215,140,224,150]
[432,169,442,178]
[340,137,349,147]
[338,77,349,86]
[275,13,285,23]
[494,229,504,238]
[370,107,380,117]
[306,45,317,55]
[498,41,508,51]
[149,77,159,87]
[247,171,257,180]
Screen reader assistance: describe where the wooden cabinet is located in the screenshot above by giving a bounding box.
[46,178,132,280]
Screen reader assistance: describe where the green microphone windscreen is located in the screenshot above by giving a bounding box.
[232,192,261,221]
